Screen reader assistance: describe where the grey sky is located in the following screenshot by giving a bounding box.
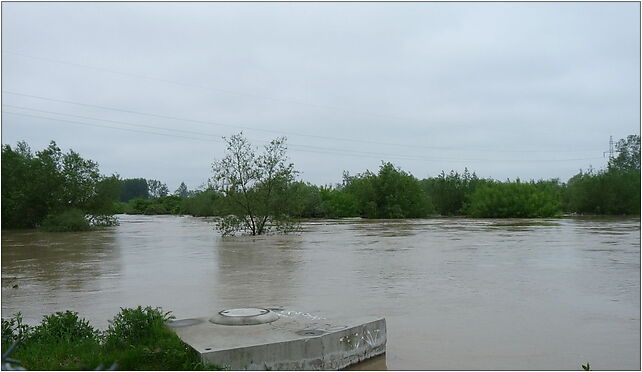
[2,2,639,191]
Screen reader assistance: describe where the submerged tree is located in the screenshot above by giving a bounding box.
[210,132,299,236]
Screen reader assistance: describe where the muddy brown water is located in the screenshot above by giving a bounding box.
[2,215,640,370]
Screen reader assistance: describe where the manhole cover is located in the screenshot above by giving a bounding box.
[295,329,326,337]
[220,308,269,317]
[210,307,279,326]
[165,318,202,328]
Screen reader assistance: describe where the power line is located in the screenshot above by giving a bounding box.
[2,105,448,161]
[2,90,601,154]
[0,110,451,162]
[2,50,429,124]
[2,109,605,164]
[0,108,491,162]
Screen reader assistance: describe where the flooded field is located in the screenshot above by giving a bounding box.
[2,215,640,370]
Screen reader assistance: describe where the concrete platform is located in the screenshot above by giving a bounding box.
[167,308,386,370]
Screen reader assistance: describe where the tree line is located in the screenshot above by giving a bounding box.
[2,134,639,233]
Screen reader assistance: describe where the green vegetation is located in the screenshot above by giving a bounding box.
[3,135,638,233]
[342,162,433,218]
[110,134,642,222]
[465,180,561,218]
[210,133,300,235]
[120,178,149,202]
[1,141,121,231]
[40,208,92,232]
[1,307,219,370]
[421,169,490,216]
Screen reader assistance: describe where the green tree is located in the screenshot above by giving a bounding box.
[1,140,119,229]
[174,182,190,198]
[372,162,433,218]
[60,150,101,210]
[343,170,378,218]
[609,134,640,171]
[120,178,149,202]
[342,162,433,218]
[211,133,298,235]
[466,180,561,218]
[147,179,169,199]
[319,186,359,218]
[181,189,221,216]
[422,168,488,216]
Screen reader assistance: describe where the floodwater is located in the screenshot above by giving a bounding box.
[2,215,640,370]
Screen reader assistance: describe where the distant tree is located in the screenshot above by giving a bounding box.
[211,132,298,235]
[466,180,561,218]
[422,168,487,216]
[343,170,378,218]
[609,134,640,171]
[147,180,169,199]
[342,162,433,218]
[174,182,189,198]
[86,175,123,216]
[120,178,149,202]
[372,162,433,218]
[181,189,221,217]
[60,149,101,210]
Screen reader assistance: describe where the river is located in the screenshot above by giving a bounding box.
[2,215,640,370]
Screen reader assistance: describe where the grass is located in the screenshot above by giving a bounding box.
[1,307,221,370]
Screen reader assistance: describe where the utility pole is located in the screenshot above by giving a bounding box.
[603,135,614,160]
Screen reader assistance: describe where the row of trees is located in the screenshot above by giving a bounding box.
[2,134,639,234]
[120,134,639,235]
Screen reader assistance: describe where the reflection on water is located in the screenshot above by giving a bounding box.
[2,215,640,370]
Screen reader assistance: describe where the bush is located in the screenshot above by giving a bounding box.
[566,168,640,215]
[1,313,31,350]
[2,307,220,370]
[105,306,172,347]
[125,198,153,214]
[466,181,561,218]
[40,209,91,232]
[3,311,103,370]
[30,311,98,343]
[103,306,215,370]
[181,190,221,217]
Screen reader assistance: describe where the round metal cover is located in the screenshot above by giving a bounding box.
[209,307,279,326]
[165,318,202,328]
[221,308,268,317]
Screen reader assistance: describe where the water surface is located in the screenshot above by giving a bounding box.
[2,215,639,370]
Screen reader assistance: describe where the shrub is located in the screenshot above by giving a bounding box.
[466,181,561,218]
[30,311,98,343]
[105,306,173,347]
[181,190,221,217]
[125,198,153,214]
[103,306,214,370]
[40,209,91,232]
[1,313,31,350]
[5,311,103,370]
[3,307,219,370]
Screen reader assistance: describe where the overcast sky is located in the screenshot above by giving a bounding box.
[2,2,639,191]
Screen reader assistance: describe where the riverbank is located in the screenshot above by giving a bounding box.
[1,307,220,370]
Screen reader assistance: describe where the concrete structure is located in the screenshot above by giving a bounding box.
[167,308,386,370]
